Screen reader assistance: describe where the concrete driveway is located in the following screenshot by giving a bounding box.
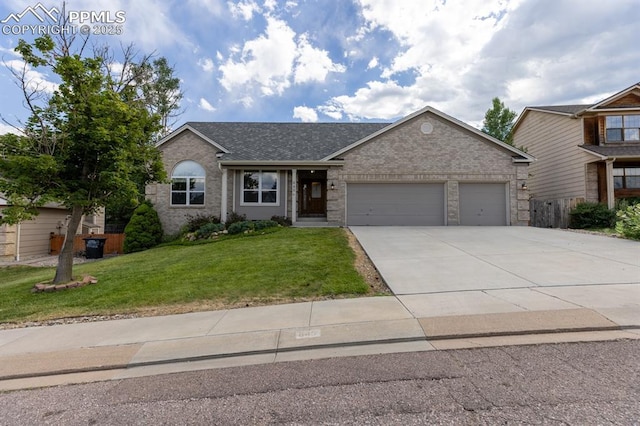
[350,226,640,295]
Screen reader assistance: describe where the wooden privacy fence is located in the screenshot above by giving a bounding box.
[529,198,583,229]
[50,233,125,255]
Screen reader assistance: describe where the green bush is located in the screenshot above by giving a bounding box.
[225,211,246,227]
[123,202,164,253]
[569,202,616,229]
[271,215,292,226]
[196,222,225,238]
[227,220,279,235]
[181,213,220,233]
[615,204,640,240]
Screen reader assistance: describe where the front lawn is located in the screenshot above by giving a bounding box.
[0,228,373,324]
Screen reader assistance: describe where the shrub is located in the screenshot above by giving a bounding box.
[226,220,279,235]
[123,202,164,253]
[271,215,292,226]
[569,202,616,229]
[196,222,225,239]
[225,211,246,227]
[615,204,640,240]
[182,213,220,233]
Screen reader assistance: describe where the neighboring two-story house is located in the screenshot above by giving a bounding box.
[512,83,640,227]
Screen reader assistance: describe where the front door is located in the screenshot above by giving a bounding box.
[300,179,326,216]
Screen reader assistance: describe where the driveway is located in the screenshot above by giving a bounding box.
[350,226,640,295]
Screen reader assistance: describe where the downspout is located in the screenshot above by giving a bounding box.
[218,161,228,222]
[15,222,21,262]
[605,157,616,209]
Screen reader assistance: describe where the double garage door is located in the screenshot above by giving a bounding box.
[347,183,507,226]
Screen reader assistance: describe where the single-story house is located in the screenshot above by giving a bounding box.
[512,82,640,227]
[146,106,534,234]
[0,197,105,260]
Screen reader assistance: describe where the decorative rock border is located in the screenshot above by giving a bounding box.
[32,275,98,293]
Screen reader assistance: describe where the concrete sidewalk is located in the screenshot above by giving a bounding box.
[1,287,639,391]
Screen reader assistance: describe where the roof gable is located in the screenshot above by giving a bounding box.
[585,82,640,111]
[162,122,389,162]
[157,124,230,153]
[325,105,534,162]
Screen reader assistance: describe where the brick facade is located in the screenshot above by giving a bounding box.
[330,112,530,225]
[150,109,531,232]
[147,131,223,235]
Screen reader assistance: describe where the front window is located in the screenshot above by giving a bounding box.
[242,170,278,205]
[606,115,640,142]
[171,161,205,205]
[614,167,640,189]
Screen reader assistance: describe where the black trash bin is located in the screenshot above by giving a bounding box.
[83,237,107,259]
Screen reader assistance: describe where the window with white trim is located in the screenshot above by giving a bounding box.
[614,167,640,189]
[171,161,205,205]
[606,115,640,142]
[242,170,278,205]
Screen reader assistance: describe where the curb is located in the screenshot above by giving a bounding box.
[2,325,637,382]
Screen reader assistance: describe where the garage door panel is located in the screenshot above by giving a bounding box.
[459,183,507,226]
[347,183,444,226]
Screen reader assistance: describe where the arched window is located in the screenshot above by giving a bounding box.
[171,161,205,205]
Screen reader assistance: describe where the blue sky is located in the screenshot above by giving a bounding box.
[0,0,638,135]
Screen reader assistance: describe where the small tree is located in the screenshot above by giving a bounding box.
[0,34,168,283]
[482,97,517,145]
[123,202,163,253]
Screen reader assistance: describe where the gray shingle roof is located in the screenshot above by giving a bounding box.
[579,144,640,158]
[529,105,590,115]
[186,122,391,161]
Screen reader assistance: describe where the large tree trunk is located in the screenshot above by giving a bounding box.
[53,205,84,284]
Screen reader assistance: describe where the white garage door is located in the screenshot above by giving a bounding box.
[459,183,508,226]
[347,183,445,226]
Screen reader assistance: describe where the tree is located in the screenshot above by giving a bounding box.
[123,201,163,253]
[481,97,517,145]
[0,34,167,284]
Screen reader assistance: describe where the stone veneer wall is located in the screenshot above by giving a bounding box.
[0,223,17,258]
[327,111,530,226]
[147,131,223,235]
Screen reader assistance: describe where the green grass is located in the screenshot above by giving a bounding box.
[0,228,371,324]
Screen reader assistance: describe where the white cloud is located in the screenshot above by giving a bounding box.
[228,0,261,20]
[4,59,58,94]
[218,16,345,102]
[193,0,225,15]
[294,34,346,84]
[199,98,216,112]
[219,16,297,96]
[292,106,318,122]
[0,123,22,135]
[198,58,215,73]
[367,56,379,69]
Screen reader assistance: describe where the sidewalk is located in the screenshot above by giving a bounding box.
[1,286,639,391]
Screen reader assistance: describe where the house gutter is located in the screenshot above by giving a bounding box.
[15,222,21,262]
[217,160,345,169]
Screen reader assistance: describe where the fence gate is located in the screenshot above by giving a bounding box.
[529,198,583,228]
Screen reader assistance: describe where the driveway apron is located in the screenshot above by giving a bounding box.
[350,227,640,295]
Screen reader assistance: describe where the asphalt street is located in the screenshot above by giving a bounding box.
[1,340,638,425]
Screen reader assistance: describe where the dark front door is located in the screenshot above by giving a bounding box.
[300,179,326,216]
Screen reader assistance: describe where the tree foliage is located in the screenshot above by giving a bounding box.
[123,201,163,253]
[0,34,170,283]
[481,97,517,145]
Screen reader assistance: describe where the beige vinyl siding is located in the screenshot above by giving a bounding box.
[514,111,593,200]
[19,208,69,257]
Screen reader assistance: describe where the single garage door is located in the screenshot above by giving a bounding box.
[459,183,507,226]
[347,183,445,226]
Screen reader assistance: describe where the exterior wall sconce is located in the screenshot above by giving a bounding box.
[521,182,528,191]
[330,182,335,190]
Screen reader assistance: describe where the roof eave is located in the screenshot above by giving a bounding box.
[218,160,345,168]
[156,124,230,153]
[324,105,534,162]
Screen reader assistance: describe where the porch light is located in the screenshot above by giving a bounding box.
[330,182,335,190]
[521,182,528,190]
